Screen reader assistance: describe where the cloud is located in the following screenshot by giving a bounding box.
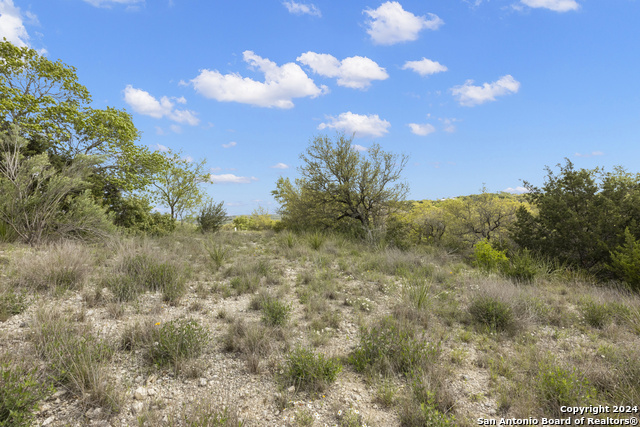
[440,117,460,133]
[0,0,30,47]
[297,52,388,90]
[210,174,258,184]
[352,144,367,152]
[123,85,200,125]
[283,1,321,17]
[574,151,604,158]
[318,112,390,138]
[271,163,289,169]
[520,0,580,12]
[81,0,144,7]
[402,58,448,77]
[190,51,327,109]
[222,141,237,148]
[504,186,529,194]
[451,75,520,106]
[169,124,182,133]
[363,1,443,45]
[152,143,170,152]
[408,123,436,136]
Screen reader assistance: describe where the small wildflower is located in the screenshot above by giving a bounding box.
[154,322,161,326]
[337,410,342,416]
[314,412,320,419]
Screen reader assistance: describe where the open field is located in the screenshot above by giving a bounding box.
[1,230,640,426]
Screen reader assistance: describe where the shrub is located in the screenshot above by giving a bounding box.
[148,318,208,367]
[503,249,538,283]
[608,228,640,292]
[580,299,611,328]
[536,362,596,416]
[283,346,342,392]
[349,316,439,376]
[0,360,50,427]
[469,295,515,332]
[308,231,325,250]
[260,296,292,327]
[197,200,227,233]
[111,196,175,236]
[205,243,228,271]
[0,289,26,322]
[473,240,509,272]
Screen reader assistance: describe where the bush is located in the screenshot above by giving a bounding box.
[608,227,640,292]
[283,346,342,392]
[148,319,208,367]
[473,240,509,272]
[260,296,292,327]
[0,360,50,427]
[111,196,175,236]
[580,299,611,328]
[197,200,227,233]
[349,316,439,376]
[468,295,515,332]
[205,243,228,271]
[536,362,596,416]
[503,249,538,283]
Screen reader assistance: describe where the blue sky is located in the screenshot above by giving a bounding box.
[1,0,639,215]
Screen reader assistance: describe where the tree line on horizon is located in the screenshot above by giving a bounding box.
[1,39,640,291]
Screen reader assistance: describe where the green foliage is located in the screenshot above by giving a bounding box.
[308,231,325,250]
[473,240,509,272]
[283,346,342,392]
[111,196,175,236]
[512,160,640,275]
[197,200,227,233]
[349,316,439,376]
[231,207,275,231]
[0,289,26,322]
[580,299,612,328]
[608,227,640,292]
[0,361,50,427]
[272,133,409,237]
[502,249,538,282]
[205,243,228,271]
[468,295,514,332]
[260,296,292,327]
[0,40,162,193]
[146,149,211,220]
[0,127,113,244]
[536,362,596,415]
[148,319,208,367]
[105,253,185,302]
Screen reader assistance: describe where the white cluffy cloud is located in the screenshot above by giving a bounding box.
[520,0,580,12]
[297,52,389,90]
[352,144,367,152]
[408,123,436,136]
[504,186,529,194]
[123,86,200,125]
[283,1,321,17]
[190,51,327,109]
[81,0,144,7]
[364,1,443,45]
[0,0,29,47]
[210,174,258,184]
[271,163,289,169]
[222,141,237,148]
[451,75,520,106]
[402,58,447,77]
[318,112,390,138]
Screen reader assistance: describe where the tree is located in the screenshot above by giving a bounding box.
[146,149,210,220]
[273,133,409,237]
[512,159,640,274]
[197,200,227,233]
[0,126,112,244]
[0,39,162,193]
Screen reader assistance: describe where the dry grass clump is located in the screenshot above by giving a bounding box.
[11,240,92,293]
[223,318,281,373]
[30,306,123,414]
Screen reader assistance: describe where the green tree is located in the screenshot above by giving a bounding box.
[512,159,640,274]
[146,149,210,220]
[273,133,409,238]
[0,126,112,244]
[0,39,162,193]
[197,199,227,233]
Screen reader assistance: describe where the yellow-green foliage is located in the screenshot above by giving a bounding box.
[473,240,509,272]
[390,192,529,250]
[609,228,640,292]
